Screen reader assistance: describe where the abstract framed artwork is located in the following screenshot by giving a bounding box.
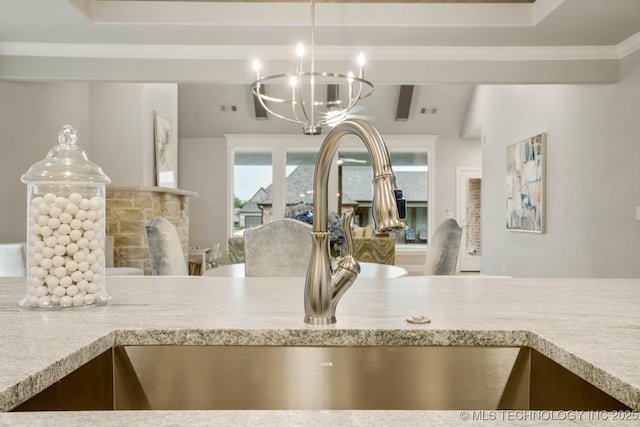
[506,133,545,233]
[154,111,177,188]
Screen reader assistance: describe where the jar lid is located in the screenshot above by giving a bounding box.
[21,125,111,184]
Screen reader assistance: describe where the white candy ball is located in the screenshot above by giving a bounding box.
[72,294,85,306]
[90,263,102,274]
[79,199,91,210]
[92,222,102,233]
[66,285,79,297]
[30,224,41,236]
[57,235,71,246]
[73,251,86,263]
[69,193,82,205]
[44,236,57,248]
[77,237,89,249]
[75,209,88,221]
[84,294,95,305]
[81,220,93,231]
[43,193,56,204]
[53,286,67,297]
[32,196,44,207]
[58,223,71,235]
[65,260,78,272]
[65,203,79,215]
[84,270,95,281]
[40,226,52,237]
[49,206,62,218]
[28,295,39,307]
[88,283,98,294]
[38,296,51,308]
[53,244,66,256]
[30,276,44,287]
[35,286,48,298]
[32,252,43,265]
[66,243,79,255]
[59,276,73,288]
[47,217,61,229]
[69,229,83,241]
[83,230,96,241]
[70,219,83,230]
[59,213,73,225]
[54,266,67,278]
[45,275,59,287]
[34,267,47,279]
[90,197,103,210]
[59,295,73,307]
[50,295,60,306]
[85,253,97,265]
[71,270,84,282]
[77,279,89,292]
[93,248,104,259]
[54,196,68,209]
[37,215,49,226]
[33,240,45,252]
[78,261,89,272]
[88,239,99,250]
[42,247,54,258]
[40,257,53,270]
[38,204,50,215]
[52,255,65,267]
[87,210,98,221]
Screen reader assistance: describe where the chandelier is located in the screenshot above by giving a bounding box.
[250,0,374,135]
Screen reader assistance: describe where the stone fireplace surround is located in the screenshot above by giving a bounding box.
[105,186,197,275]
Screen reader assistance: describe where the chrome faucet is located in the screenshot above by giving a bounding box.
[304,119,408,325]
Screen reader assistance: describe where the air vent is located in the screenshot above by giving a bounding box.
[395,85,414,121]
[253,85,268,120]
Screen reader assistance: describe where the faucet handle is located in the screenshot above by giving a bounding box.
[341,209,355,258]
[394,189,407,219]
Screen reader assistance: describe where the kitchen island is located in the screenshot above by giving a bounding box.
[0,275,638,426]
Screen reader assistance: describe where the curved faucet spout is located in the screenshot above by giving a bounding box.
[304,119,407,325]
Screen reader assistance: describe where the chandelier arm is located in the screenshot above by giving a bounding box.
[252,85,305,126]
[295,84,311,124]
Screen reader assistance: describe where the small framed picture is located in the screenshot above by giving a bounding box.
[154,111,177,188]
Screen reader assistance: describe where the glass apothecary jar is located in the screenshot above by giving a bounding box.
[20,125,111,309]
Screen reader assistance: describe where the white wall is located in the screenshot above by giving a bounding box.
[434,137,482,228]
[90,83,178,187]
[467,83,640,278]
[179,137,227,250]
[0,81,90,242]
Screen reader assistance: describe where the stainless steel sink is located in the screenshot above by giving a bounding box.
[13,345,630,411]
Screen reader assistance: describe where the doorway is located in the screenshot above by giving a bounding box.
[456,168,482,272]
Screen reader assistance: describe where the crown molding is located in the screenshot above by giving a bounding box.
[0,42,621,62]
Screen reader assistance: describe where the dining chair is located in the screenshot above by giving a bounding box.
[243,218,313,277]
[0,242,26,277]
[145,217,188,275]
[424,218,463,275]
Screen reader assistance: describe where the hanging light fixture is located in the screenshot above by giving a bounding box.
[250,0,374,135]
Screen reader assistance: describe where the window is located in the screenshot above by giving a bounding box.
[233,151,272,234]
[227,134,435,249]
[339,150,428,245]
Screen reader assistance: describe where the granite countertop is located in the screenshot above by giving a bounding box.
[0,275,639,426]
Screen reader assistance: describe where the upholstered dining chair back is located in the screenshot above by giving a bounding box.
[0,242,26,277]
[244,219,313,277]
[145,217,188,275]
[424,218,463,275]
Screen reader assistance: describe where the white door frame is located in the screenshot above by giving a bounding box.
[456,167,482,272]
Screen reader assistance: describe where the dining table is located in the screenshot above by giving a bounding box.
[204,262,409,279]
